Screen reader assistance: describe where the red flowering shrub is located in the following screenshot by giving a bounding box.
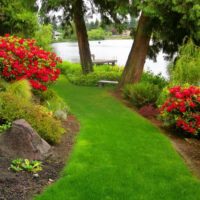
[160,85,200,135]
[0,34,62,91]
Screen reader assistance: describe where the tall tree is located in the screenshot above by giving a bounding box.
[73,0,93,74]
[119,12,152,86]
[41,0,93,74]
[119,0,200,87]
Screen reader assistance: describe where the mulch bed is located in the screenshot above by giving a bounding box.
[0,115,79,200]
[112,90,200,179]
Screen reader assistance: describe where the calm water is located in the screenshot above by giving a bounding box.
[52,39,169,78]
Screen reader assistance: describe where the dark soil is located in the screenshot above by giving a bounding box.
[112,90,200,179]
[0,115,79,200]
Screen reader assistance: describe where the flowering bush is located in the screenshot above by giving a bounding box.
[160,85,200,135]
[0,34,62,91]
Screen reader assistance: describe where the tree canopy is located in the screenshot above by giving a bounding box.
[0,0,38,37]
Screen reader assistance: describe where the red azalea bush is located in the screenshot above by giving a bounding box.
[160,85,200,135]
[0,34,62,91]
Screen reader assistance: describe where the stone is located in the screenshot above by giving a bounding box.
[33,173,39,178]
[0,119,51,160]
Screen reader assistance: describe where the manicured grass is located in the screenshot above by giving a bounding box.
[35,77,200,200]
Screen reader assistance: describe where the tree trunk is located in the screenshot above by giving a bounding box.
[118,12,152,88]
[73,0,93,74]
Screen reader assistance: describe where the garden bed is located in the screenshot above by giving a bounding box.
[0,115,79,200]
[112,90,200,179]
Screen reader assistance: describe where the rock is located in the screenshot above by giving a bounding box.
[33,173,39,178]
[0,119,51,160]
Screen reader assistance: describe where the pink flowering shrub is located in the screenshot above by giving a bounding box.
[0,34,62,91]
[160,85,200,135]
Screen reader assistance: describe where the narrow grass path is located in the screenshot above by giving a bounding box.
[36,77,200,200]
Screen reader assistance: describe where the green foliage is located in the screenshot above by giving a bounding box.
[172,40,200,85]
[123,71,167,108]
[10,158,42,173]
[69,71,121,86]
[141,71,168,89]
[0,121,11,133]
[57,61,82,75]
[88,28,112,40]
[37,89,70,120]
[6,80,32,101]
[0,78,8,92]
[0,0,38,37]
[58,61,122,86]
[123,82,160,108]
[34,25,53,51]
[0,92,65,144]
[156,86,170,107]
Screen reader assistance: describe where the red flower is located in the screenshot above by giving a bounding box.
[160,85,200,136]
[0,35,62,91]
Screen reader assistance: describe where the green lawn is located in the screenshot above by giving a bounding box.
[35,77,200,200]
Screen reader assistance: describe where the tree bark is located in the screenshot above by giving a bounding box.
[73,0,93,74]
[118,12,152,88]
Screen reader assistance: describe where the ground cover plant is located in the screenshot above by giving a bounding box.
[10,158,42,173]
[35,77,200,200]
[0,34,61,91]
[0,91,65,144]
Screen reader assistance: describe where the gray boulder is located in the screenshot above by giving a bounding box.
[0,119,51,160]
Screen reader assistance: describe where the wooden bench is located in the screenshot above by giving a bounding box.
[98,80,119,87]
[93,59,117,66]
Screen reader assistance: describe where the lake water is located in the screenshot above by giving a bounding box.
[52,39,169,78]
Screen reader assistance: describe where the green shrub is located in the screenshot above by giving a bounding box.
[57,61,82,75]
[36,89,58,103]
[69,71,121,86]
[0,92,65,144]
[172,40,200,85]
[156,86,170,107]
[6,79,32,101]
[0,121,11,133]
[36,89,70,119]
[34,24,53,51]
[58,61,122,86]
[141,71,168,89]
[123,82,161,108]
[0,78,8,92]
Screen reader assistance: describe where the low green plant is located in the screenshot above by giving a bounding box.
[156,86,170,107]
[10,158,42,173]
[6,79,32,101]
[123,82,161,108]
[0,92,65,144]
[0,121,11,133]
[36,89,59,103]
[69,71,121,86]
[141,71,168,89]
[36,89,70,120]
[0,78,8,92]
[57,61,81,75]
